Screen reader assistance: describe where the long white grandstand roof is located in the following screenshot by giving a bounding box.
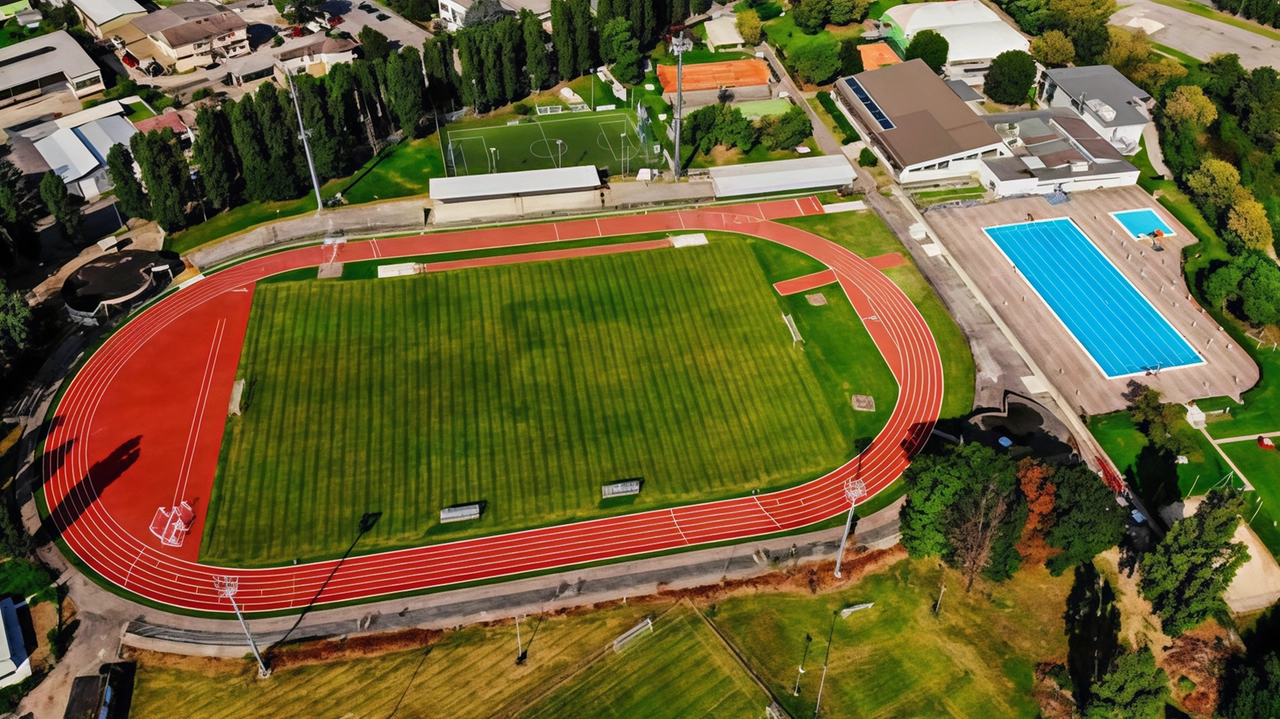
[429,166,601,202]
[709,155,856,198]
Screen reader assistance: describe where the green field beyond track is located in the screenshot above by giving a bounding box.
[443,110,660,177]
[202,239,892,566]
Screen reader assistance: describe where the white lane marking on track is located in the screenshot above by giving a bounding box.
[670,509,689,545]
[754,495,782,530]
[173,318,226,506]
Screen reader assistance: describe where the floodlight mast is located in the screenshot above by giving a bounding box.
[215,576,271,678]
[670,33,694,178]
[284,66,324,214]
[833,478,867,579]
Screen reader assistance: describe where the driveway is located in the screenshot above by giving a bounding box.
[322,0,431,51]
[1111,0,1280,68]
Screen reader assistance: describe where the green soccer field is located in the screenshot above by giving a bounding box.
[201,237,896,567]
[443,110,662,177]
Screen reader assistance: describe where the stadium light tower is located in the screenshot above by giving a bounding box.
[215,576,271,678]
[833,477,867,579]
[669,32,694,178]
[283,66,324,214]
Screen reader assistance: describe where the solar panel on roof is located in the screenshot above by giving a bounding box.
[845,78,895,131]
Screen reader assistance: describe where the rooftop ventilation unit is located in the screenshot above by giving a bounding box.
[1085,98,1117,122]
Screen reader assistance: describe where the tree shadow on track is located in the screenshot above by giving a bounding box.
[37,436,141,545]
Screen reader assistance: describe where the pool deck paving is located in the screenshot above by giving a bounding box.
[925,186,1258,415]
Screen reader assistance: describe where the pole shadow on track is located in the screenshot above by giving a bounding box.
[15,415,65,507]
[37,436,141,545]
[264,511,382,665]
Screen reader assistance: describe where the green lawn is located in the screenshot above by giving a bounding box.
[779,211,977,420]
[338,135,444,204]
[0,19,45,49]
[130,601,659,719]
[1087,411,1230,504]
[686,136,822,168]
[125,102,155,122]
[202,236,897,566]
[443,110,659,177]
[1217,440,1280,556]
[763,13,862,59]
[734,98,794,119]
[711,559,1071,718]
[521,603,769,718]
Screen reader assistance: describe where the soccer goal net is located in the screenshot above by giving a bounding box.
[150,501,195,547]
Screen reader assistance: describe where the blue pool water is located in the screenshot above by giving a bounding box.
[1112,209,1176,239]
[983,218,1202,377]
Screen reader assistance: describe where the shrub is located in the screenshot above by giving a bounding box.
[513,102,532,115]
[817,91,859,143]
[858,147,877,166]
[758,105,813,149]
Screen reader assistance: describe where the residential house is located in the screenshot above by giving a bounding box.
[132,2,249,72]
[274,35,359,81]
[69,0,148,42]
[437,0,551,32]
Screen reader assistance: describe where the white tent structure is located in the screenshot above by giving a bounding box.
[881,0,1029,83]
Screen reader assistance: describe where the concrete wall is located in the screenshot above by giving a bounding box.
[978,162,1140,197]
[431,190,602,224]
[665,83,771,112]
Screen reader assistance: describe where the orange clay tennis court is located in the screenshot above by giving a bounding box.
[657,59,771,92]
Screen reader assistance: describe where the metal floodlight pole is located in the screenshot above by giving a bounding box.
[284,67,324,213]
[215,576,270,678]
[834,478,867,579]
[670,34,694,178]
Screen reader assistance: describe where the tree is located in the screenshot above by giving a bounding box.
[828,0,870,25]
[521,9,553,90]
[568,0,594,77]
[254,83,303,201]
[612,30,644,84]
[551,0,576,80]
[385,47,426,135]
[0,279,31,366]
[983,50,1037,105]
[1084,648,1169,718]
[130,129,190,232]
[1237,254,1280,325]
[838,38,863,75]
[292,74,344,180]
[0,157,38,262]
[1069,19,1111,65]
[1164,85,1218,129]
[190,106,238,211]
[1226,187,1274,252]
[228,94,273,202]
[858,146,876,166]
[1100,26,1150,74]
[39,171,80,240]
[464,0,509,24]
[1204,53,1247,106]
[1126,383,1195,457]
[792,0,830,34]
[681,103,756,155]
[789,40,841,84]
[1015,459,1056,564]
[758,105,813,149]
[1205,261,1244,311]
[1186,157,1242,226]
[105,144,150,222]
[599,16,631,63]
[1140,487,1249,636]
[735,9,763,45]
[1044,464,1126,575]
[1224,652,1280,719]
[900,443,1019,579]
[1031,29,1074,67]
[1126,56,1187,95]
[1065,563,1122,707]
[359,26,391,62]
[904,30,949,73]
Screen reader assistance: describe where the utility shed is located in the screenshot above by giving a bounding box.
[709,155,855,198]
[428,166,603,223]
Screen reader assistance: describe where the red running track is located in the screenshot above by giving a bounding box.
[43,198,944,613]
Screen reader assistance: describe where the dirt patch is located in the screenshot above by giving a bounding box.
[1032,664,1076,719]
[1095,548,1173,657]
[1163,624,1236,717]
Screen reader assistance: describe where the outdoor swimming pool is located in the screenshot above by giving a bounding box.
[1111,208,1176,239]
[983,218,1202,377]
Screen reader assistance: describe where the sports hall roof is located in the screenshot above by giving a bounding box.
[429,166,602,202]
[709,155,855,197]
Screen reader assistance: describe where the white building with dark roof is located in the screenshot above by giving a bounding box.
[977,108,1139,196]
[0,31,104,108]
[1038,65,1152,155]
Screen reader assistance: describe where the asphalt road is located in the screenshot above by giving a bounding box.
[1111,0,1280,68]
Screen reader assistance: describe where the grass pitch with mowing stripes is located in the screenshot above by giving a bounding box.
[202,240,856,566]
[443,110,659,177]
